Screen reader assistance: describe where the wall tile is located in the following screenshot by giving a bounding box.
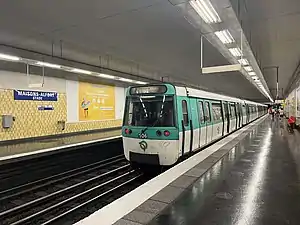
[0,89,122,141]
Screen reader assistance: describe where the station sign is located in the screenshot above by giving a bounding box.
[14,89,58,101]
[130,85,167,95]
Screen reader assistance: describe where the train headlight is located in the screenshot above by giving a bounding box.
[164,130,170,137]
[156,130,162,136]
[125,128,132,135]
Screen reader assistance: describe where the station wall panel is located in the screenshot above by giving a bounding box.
[0,70,125,141]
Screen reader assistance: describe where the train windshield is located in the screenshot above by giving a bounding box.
[124,95,175,127]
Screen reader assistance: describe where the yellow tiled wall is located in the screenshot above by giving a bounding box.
[0,89,122,141]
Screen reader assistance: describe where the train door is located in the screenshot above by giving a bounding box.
[197,100,207,147]
[180,99,191,156]
[223,102,229,135]
[242,103,247,125]
[241,104,244,125]
[237,103,241,128]
[204,101,213,144]
[246,104,250,123]
[234,103,238,129]
[211,101,223,141]
[229,103,237,132]
[189,99,199,152]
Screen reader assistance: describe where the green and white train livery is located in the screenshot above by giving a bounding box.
[122,84,267,167]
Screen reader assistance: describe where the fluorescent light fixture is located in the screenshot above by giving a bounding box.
[119,78,134,83]
[0,51,151,86]
[28,83,43,88]
[96,73,115,79]
[248,71,256,76]
[215,30,235,44]
[252,76,259,80]
[202,64,241,73]
[189,0,221,24]
[36,61,61,69]
[229,48,242,57]
[135,81,148,85]
[238,58,249,66]
[244,66,253,72]
[70,68,92,75]
[0,53,20,61]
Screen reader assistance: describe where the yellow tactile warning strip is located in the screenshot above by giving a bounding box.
[0,129,121,158]
[0,89,122,141]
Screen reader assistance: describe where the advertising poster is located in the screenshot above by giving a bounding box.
[78,82,115,121]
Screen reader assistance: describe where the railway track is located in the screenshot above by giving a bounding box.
[0,155,145,225]
[0,138,123,192]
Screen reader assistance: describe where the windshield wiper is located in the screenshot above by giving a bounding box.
[141,96,166,133]
[141,111,167,133]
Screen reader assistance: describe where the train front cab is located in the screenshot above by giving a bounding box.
[122,84,180,166]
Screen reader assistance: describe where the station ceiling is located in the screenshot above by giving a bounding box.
[245,0,300,99]
[0,0,299,102]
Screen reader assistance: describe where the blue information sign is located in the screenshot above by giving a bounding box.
[14,90,58,101]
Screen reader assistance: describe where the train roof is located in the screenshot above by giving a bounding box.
[127,83,267,107]
[175,85,266,106]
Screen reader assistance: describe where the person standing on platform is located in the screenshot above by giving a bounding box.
[269,107,274,120]
[279,107,284,119]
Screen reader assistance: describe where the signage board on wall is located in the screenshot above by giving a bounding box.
[38,105,54,111]
[78,82,115,121]
[14,90,58,101]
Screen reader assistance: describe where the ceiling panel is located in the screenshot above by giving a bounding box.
[0,0,268,101]
[246,0,300,96]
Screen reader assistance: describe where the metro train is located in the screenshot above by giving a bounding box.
[122,83,267,168]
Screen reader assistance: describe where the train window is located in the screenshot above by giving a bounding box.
[235,104,239,117]
[123,95,175,127]
[230,104,236,119]
[223,103,229,119]
[198,101,205,124]
[238,104,242,116]
[204,102,211,123]
[212,103,222,122]
[228,104,232,118]
[182,100,189,126]
[242,104,246,116]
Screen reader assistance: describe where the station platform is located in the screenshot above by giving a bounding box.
[146,117,300,225]
[0,128,121,163]
[77,115,300,225]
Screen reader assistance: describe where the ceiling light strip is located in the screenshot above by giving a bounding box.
[190,0,221,24]
[36,61,61,69]
[0,53,20,61]
[244,66,253,72]
[0,53,148,85]
[70,68,92,75]
[238,59,249,66]
[215,30,235,44]
[229,47,242,57]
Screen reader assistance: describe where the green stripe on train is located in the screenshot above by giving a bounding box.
[122,127,179,140]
